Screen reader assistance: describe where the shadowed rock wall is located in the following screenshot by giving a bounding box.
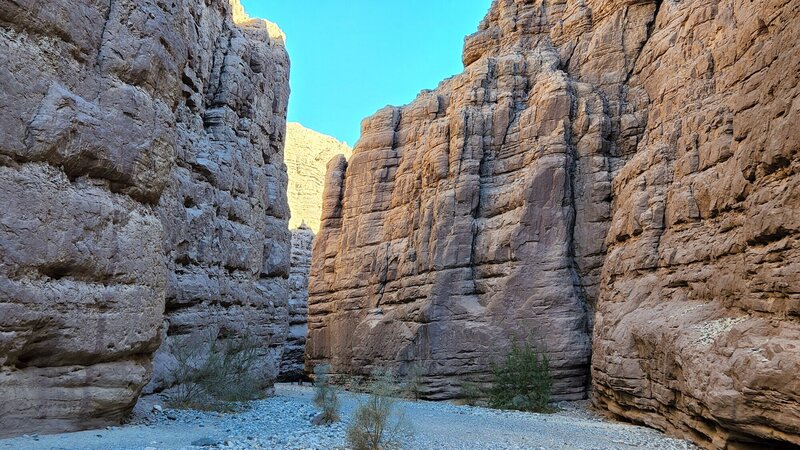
[0,0,290,437]
[147,1,291,393]
[279,225,315,381]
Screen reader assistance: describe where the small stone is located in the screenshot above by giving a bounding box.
[153,405,163,413]
[310,413,328,426]
[191,437,219,447]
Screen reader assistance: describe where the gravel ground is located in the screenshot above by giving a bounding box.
[0,384,698,450]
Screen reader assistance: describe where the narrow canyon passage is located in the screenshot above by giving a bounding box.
[0,0,797,449]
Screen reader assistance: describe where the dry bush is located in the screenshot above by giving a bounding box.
[167,329,265,411]
[313,364,340,424]
[402,362,425,401]
[346,368,413,450]
[458,381,483,406]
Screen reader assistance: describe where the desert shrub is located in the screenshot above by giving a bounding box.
[168,329,264,411]
[313,364,340,424]
[334,373,367,393]
[402,362,425,400]
[346,368,413,450]
[459,381,483,406]
[489,340,553,413]
[348,375,367,392]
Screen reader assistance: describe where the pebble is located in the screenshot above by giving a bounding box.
[190,437,218,447]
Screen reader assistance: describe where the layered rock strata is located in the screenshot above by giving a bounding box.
[147,1,291,393]
[279,124,351,379]
[285,122,352,232]
[0,0,290,437]
[279,225,315,381]
[307,0,799,447]
[307,0,661,401]
[591,1,800,448]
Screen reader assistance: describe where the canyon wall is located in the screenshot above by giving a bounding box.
[285,122,352,232]
[278,124,351,379]
[147,2,291,393]
[308,0,799,447]
[591,1,800,448]
[0,0,290,437]
[280,225,315,381]
[307,0,662,400]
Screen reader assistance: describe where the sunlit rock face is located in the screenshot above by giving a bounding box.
[307,0,800,447]
[285,122,353,232]
[591,1,800,448]
[307,0,654,402]
[0,0,290,437]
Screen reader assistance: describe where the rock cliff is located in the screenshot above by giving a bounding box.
[591,1,800,448]
[147,1,291,394]
[279,124,351,379]
[279,225,315,381]
[285,122,352,232]
[0,0,290,437]
[307,0,657,401]
[307,0,799,447]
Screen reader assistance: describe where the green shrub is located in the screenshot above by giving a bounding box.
[489,340,553,413]
[346,368,412,450]
[313,364,340,424]
[458,381,483,406]
[167,329,264,411]
[402,362,425,401]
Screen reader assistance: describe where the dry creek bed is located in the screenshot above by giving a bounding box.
[0,384,699,450]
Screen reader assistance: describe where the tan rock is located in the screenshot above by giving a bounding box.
[285,123,353,232]
[591,0,800,448]
[0,0,291,437]
[307,1,800,448]
[306,0,656,401]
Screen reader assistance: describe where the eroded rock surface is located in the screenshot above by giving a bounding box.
[285,122,352,232]
[307,0,661,401]
[591,1,800,448]
[278,124,350,379]
[279,226,315,381]
[307,0,799,447]
[147,3,291,393]
[0,0,290,437]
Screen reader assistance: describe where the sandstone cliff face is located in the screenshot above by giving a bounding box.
[279,226,315,381]
[591,1,800,448]
[285,122,352,232]
[147,2,291,393]
[308,0,799,447]
[279,124,351,379]
[0,0,290,437]
[307,0,662,400]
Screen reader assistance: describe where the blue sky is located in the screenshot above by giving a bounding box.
[241,0,493,146]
